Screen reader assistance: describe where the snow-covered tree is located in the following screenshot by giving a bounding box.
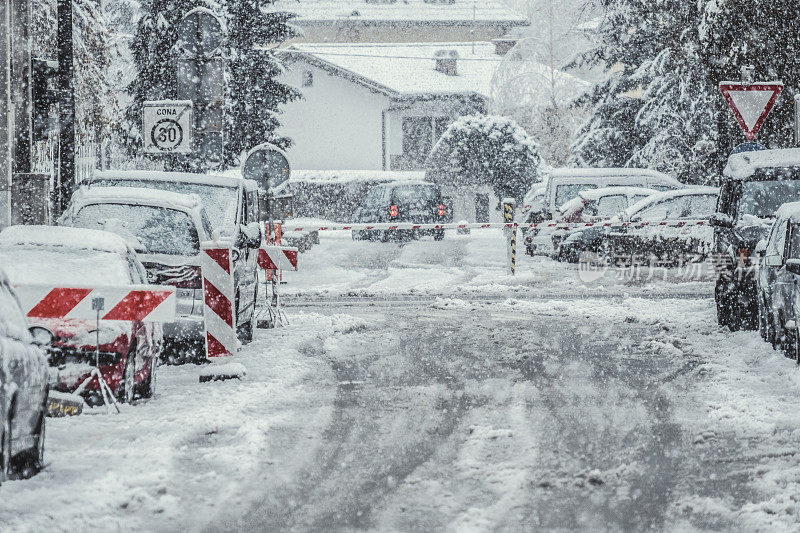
[572,0,718,183]
[32,0,119,142]
[125,0,300,167]
[225,1,301,166]
[426,115,542,202]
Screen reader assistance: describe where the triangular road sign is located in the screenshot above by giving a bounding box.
[720,82,783,141]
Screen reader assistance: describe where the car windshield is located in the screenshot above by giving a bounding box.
[96,179,238,231]
[70,203,199,256]
[556,184,598,208]
[392,185,438,206]
[739,180,800,219]
[0,245,131,285]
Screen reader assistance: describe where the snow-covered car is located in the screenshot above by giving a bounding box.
[525,186,658,258]
[353,183,447,242]
[601,187,719,265]
[0,265,49,483]
[0,226,162,405]
[756,202,800,357]
[534,167,683,222]
[714,148,800,332]
[90,170,264,327]
[59,186,258,361]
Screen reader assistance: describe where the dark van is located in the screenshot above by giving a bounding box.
[353,183,447,242]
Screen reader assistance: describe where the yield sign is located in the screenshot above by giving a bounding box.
[719,82,783,141]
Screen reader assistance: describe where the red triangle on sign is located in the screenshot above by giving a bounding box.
[720,82,783,141]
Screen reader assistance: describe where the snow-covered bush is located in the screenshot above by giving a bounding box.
[426,115,542,202]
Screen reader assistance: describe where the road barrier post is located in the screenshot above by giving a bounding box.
[503,198,516,276]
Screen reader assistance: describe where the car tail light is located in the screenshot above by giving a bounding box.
[738,248,749,262]
[389,205,398,218]
[438,204,445,217]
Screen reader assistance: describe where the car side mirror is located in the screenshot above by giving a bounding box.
[709,213,734,228]
[755,239,768,257]
[787,259,800,275]
[239,222,263,249]
[765,255,783,267]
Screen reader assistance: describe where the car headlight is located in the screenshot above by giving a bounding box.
[29,326,54,347]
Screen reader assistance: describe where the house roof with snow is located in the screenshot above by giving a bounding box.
[283,41,586,102]
[266,0,528,26]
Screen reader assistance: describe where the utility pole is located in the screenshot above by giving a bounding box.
[10,0,32,175]
[56,0,76,215]
[0,0,11,227]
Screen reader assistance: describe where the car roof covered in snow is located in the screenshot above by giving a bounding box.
[546,167,680,184]
[266,0,527,24]
[723,148,800,180]
[578,186,659,201]
[68,186,204,212]
[94,170,259,191]
[625,186,719,217]
[774,201,800,223]
[0,225,131,255]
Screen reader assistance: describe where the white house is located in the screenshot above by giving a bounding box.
[276,41,587,222]
[266,0,528,44]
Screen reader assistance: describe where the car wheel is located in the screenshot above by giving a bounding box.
[0,413,11,484]
[768,312,780,350]
[28,411,46,474]
[758,298,768,340]
[237,286,256,344]
[139,356,157,399]
[120,351,136,404]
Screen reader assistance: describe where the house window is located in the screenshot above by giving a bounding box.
[302,70,314,87]
[397,116,451,170]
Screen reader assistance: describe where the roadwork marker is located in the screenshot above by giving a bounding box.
[200,243,237,359]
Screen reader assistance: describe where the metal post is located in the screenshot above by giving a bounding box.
[794,94,800,146]
[10,0,31,175]
[503,198,516,276]
[56,0,76,215]
[0,0,12,227]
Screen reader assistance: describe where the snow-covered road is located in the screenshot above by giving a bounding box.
[3,232,800,531]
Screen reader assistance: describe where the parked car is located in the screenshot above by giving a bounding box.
[713,148,800,331]
[525,186,658,258]
[90,170,265,326]
[602,187,718,265]
[756,202,800,358]
[0,225,162,405]
[352,183,447,242]
[60,187,260,360]
[0,265,49,483]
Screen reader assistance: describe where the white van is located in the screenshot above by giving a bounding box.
[536,168,683,221]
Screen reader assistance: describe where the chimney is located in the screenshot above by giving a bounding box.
[492,38,517,56]
[434,49,459,76]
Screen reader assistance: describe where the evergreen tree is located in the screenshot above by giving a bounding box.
[124,0,201,151]
[125,0,300,167]
[698,0,800,163]
[225,1,301,166]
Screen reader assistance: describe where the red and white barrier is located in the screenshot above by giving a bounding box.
[282,220,710,232]
[200,244,237,359]
[258,245,299,271]
[15,284,176,322]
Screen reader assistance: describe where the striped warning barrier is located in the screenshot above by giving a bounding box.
[281,220,710,232]
[200,244,237,359]
[15,284,176,322]
[258,245,299,271]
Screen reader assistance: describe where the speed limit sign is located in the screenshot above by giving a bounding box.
[143,100,193,154]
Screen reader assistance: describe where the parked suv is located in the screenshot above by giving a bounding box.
[353,183,447,242]
[90,171,264,330]
[713,149,800,331]
[60,187,261,361]
[0,266,49,484]
[756,202,800,360]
